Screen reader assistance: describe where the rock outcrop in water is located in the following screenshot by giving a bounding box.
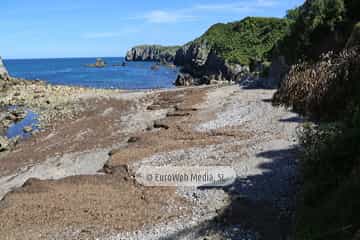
[125,45,180,64]
[86,58,106,68]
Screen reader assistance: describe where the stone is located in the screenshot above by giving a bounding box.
[175,73,195,86]
[153,120,169,130]
[6,110,26,122]
[127,136,140,143]
[0,136,10,152]
[166,112,191,117]
[23,126,33,133]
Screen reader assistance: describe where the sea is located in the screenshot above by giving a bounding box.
[4,57,178,90]
[2,57,179,139]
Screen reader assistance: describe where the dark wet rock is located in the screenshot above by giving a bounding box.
[147,105,163,111]
[266,55,290,89]
[127,136,140,143]
[6,109,26,122]
[174,106,198,112]
[166,112,191,117]
[175,73,196,86]
[150,64,160,71]
[153,120,169,130]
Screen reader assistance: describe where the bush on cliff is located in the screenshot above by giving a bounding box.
[274,45,360,239]
[273,47,360,120]
[346,22,360,48]
[275,0,360,65]
[193,17,291,65]
[296,118,360,239]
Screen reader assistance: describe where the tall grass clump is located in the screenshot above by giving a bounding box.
[273,47,360,120]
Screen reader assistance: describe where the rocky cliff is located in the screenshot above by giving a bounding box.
[174,17,291,86]
[0,57,8,78]
[125,45,180,64]
[174,41,250,86]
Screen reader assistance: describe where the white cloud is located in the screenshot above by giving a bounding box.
[137,0,280,24]
[194,0,278,12]
[194,3,251,12]
[142,10,196,24]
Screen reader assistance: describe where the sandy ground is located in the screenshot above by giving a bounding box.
[0,84,302,240]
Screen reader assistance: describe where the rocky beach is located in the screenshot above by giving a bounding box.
[0,66,301,239]
[2,0,359,239]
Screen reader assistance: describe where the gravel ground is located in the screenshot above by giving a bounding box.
[0,84,302,239]
[107,85,302,240]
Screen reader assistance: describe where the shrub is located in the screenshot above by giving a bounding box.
[296,120,360,239]
[273,47,360,120]
[275,0,360,65]
[193,17,291,65]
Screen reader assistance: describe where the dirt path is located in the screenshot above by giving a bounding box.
[0,85,301,240]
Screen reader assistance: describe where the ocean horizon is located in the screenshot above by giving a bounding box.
[4,57,178,90]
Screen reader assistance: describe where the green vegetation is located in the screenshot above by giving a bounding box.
[134,45,181,56]
[275,47,360,239]
[276,0,360,64]
[346,22,360,48]
[192,17,291,65]
[297,120,360,239]
[274,1,360,238]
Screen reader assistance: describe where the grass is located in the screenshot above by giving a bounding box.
[191,17,291,65]
[131,45,181,56]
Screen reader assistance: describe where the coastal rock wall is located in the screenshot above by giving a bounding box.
[174,41,250,86]
[0,57,8,78]
[125,45,180,64]
[172,17,291,87]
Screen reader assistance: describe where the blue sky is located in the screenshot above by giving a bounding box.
[1,0,304,59]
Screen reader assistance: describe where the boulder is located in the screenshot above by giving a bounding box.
[23,126,33,133]
[0,136,10,152]
[175,73,195,86]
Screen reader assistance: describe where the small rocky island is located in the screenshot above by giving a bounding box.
[86,58,106,68]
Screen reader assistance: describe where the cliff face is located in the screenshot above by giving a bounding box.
[125,18,289,87]
[0,57,8,78]
[174,41,249,86]
[173,17,291,86]
[125,45,180,64]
